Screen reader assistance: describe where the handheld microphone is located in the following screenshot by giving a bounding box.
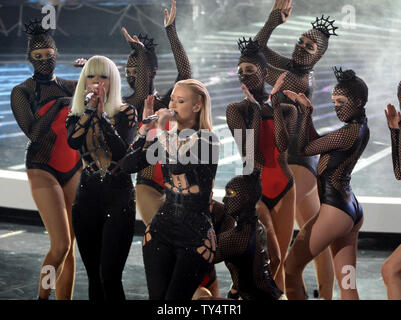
[84,84,99,106]
[142,110,175,124]
[84,92,94,106]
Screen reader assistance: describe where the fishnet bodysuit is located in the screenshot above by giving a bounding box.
[255,9,327,175]
[226,93,297,209]
[297,104,369,223]
[11,76,79,169]
[212,202,282,300]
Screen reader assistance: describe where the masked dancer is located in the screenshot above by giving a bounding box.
[254,0,338,299]
[10,19,81,300]
[284,68,369,300]
[226,38,297,292]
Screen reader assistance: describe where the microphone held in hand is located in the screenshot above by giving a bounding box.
[84,92,94,106]
[142,110,175,124]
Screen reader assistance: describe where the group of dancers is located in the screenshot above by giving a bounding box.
[9,0,401,300]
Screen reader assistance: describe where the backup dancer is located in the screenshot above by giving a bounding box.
[382,82,401,299]
[284,68,369,300]
[66,55,137,300]
[255,0,338,298]
[226,38,297,291]
[211,170,284,300]
[10,19,81,300]
[121,79,219,300]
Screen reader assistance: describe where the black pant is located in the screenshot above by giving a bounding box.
[72,169,135,301]
[143,237,211,300]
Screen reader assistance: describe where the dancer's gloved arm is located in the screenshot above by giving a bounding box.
[390,127,401,180]
[226,99,261,161]
[122,28,150,107]
[159,1,191,107]
[385,103,401,180]
[11,86,65,143]
[271,93,297,153]
[255,1,293,71]
[165,0,191,82]
[297,99,358,156]
[270,74,297,152]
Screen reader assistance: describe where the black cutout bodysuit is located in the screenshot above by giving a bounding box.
[66,105,137,300]
[121,128,220,299]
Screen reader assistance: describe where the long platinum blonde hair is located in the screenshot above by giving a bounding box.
[71,55,122,117]
[174,79,213,131]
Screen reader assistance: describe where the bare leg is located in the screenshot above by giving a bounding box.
[330,217,363,300]
[269,185,296,291]
[55,168,81,300]
[256,200,281,279]
[284,204,354,300]
[382,244,401,299]
[27,169,72,299]
[291,165,334,300]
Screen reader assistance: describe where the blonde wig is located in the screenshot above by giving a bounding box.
[71,55,122,117]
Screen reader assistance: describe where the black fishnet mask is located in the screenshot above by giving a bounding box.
[27,33,57,76]
[29,56,56,76]
[332,69,368,122]
[126,53,156,92]
[332,86,366,123]
[292,29,328,68]
[222,171,262,218]
[237,62,266,92]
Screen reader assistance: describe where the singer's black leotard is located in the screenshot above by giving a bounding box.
[121,128,220,299]
[11,75,81,186]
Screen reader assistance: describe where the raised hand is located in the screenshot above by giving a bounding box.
[121,27,144,47]
[272,0,293,23]
[283,90,298,103]
[297,93,313,113]
[73,58,87,68]
[164,0,177,27]
[385,103,401,129]
[271,72,287,95]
